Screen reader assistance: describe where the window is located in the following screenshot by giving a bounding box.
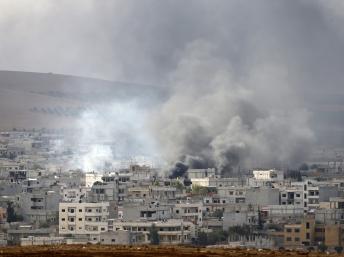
[111,239,115,242]
[306,222,310,229]
[294,228,300,233]
[176,210,179,214]
[295,237,300,242]
[282,194,286,197]
[62,209,65,212]
[286,228,292,233]
[286,237,292,241]
[306,233,310,239]
[61,218,65,221]
[79,209,82,212]
[79,218,82,221]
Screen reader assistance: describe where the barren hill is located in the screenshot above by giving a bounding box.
[0,71,165,130]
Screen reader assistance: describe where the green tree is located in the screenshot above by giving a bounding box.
[257,207,263,230]
[6,202,16,223]
[196,232,208,246]
[228,225,252,240]
[149,224,160,245]
[318,243,328,253]
[208,230,228,245]
[6,202,23,223]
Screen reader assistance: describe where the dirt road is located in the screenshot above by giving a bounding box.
[0,245,337,257]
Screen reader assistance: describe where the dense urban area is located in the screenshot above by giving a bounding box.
[0,129,343,253]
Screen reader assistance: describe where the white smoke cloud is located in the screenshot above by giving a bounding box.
[66,101,158,172]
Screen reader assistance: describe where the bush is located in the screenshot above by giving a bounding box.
[196,232,208,246]
[149,224,160,245]
[195,230,229,246]
[335,246,343,253]
[318,243,328,253]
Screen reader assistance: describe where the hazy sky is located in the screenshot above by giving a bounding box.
[0,1,343,83]
[1,0,344,150]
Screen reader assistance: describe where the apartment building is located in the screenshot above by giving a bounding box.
[173,202,205,225]
[283,215,315,248]
[109,219,195,244]
[253,169,284,181]
[118,172,132,202]
[149,186,176,201]
[59,202,109,240]
[120,201,172,221]
[83,172,103,188]
[87,181,118,203]
[217,186,246,203]
[61,187,88,203]
[129,164,153,182]
[19,189,60,223]
[316,197,344,224]
[283,214,344,249]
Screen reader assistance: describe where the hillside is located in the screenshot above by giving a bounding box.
[0,71,165,130]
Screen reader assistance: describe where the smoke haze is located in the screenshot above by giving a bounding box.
[1,0,344,172]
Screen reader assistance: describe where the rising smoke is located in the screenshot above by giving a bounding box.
[69,102,158,171]
[153,41,314,177]
[1,1,344,174]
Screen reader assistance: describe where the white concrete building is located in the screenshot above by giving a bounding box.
[252,169,284,181]
[61,187,88,203]
[84,172,103,188]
